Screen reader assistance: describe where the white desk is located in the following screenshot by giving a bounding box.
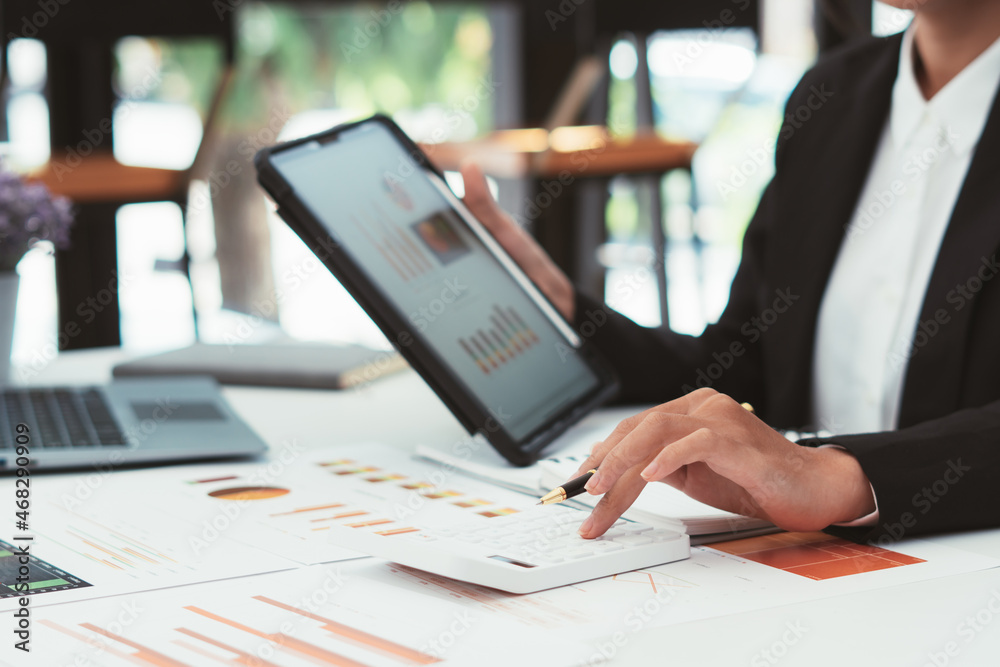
[13,349,1000,666]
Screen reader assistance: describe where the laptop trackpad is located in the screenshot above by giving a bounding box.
[131,402,225,421]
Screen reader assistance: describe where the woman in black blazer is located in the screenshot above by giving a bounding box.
[461,0,1000,544]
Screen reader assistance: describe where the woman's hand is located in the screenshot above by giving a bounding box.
[573,388,877,538]
[460,163,576,321]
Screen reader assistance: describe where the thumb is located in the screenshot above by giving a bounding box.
[460,162,502,226]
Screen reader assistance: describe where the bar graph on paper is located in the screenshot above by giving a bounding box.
[31,509,197,580]
[40,590,443,667]
[154,445,532,567]
[1,444,536,611]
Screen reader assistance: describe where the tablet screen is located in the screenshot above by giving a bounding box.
[271,121,603,441]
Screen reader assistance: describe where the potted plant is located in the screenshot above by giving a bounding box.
[0,163,74,383]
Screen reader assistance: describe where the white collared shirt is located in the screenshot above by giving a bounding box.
[812,26,1000,437]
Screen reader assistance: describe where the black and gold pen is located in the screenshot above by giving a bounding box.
[536,469,597,505]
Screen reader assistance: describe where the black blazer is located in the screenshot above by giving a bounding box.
[575,32,1000,542]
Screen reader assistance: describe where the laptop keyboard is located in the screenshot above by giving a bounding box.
[0,388,127,449]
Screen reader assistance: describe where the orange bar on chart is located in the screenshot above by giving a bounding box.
[346,518,394,528]
[175,627,284,667]
[78,623,190,667]
[421,490,462,500]
[452,499,491,508]
[184,606,369,667]
[254,595,441,664]
[478,508,519,518]
[311,510,369,523]
[270,502,345,517]
[375,527,421,536]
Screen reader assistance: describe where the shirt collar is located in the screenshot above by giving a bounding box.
[891,26,1000,155]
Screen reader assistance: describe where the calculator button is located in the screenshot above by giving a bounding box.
[618,523,653,534]
[611,534,654,546]
[647,529,682,542]
[564,548,594,559]
[592,541,624,552]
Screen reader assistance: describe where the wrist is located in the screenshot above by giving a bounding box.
[816,446,877,524]
[553,277,575,322]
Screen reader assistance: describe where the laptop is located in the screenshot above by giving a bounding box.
[0,377,268,471]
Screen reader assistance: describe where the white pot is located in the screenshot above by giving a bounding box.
[0,271,19,385]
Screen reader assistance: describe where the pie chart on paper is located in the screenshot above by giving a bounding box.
[207,486,291,501]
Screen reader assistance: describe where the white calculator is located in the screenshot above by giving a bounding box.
[327,504,690,594]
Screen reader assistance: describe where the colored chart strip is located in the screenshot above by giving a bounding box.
[460,305,541,374]
[317,459,355,467]
[185,606,372,667]
[477,329,507,364]
[376,527,421,536]
[490,313,523,354]
[478,508,519,518]
[506,307,540,344]
[363,474,406,483]
[0,540,92,598]
[310,510,369,523]
[270,502,345,517]
[254,595,441,664]
[459,338,490,374]
[452,499,491,508]
[421,490,462,500]
[346,519,394,528]
[399,481,433,490]
[333,466,380,476]
[470,336,496,370]
[494,305,531,350]
[186,475,239,485]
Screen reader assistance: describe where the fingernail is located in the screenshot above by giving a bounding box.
[641,463,660,480]
[584,472,600,492]
[579,516,593,535]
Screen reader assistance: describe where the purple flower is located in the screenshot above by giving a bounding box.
[0,161,76,271]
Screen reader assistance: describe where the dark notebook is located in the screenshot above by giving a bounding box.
[112,342,408,389]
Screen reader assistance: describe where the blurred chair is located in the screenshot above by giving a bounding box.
[0,0,236,348]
